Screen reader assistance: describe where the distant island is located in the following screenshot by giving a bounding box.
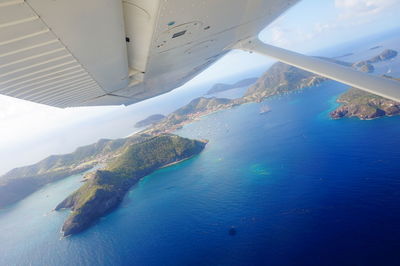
[369,45,382,50]
[237,49,399,120]
[353,61,375,73]
[333,53,354,59]
[206,77,257,95]
[134,114,165,128]
[330,49,399,120]
[56,135,207,236]
[330,75,400,120]
[352,49,397,73]
[370,49,397,61]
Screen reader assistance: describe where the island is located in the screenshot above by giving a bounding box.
[330,75,400,120]
[333,53,354,59]
[240,61,327,103]
[329,49,399,119]
[134,114,166,128]
[0,137,137,209]
[352,49,398,72]
[145,97,238,135]
[56,134,207,236]
[369,45,382,50]
[369,49,398,62]
[206,77,257,95]
[352,61,375,73]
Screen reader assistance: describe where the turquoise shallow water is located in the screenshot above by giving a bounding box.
[1,81,400,265]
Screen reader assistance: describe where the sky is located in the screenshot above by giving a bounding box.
[1,0,400,175]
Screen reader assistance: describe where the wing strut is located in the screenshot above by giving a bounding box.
[235,38,400,102]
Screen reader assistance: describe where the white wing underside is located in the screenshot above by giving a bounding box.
[0,0,399,108]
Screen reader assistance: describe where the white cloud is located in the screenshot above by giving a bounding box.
[314,22,337,33]
[335,0,400,20]
[259,0,400,54]
[259,16,298,49]
[298,0,400,48]
[269,26,292,46]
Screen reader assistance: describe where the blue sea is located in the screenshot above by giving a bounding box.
[1,79,400,265]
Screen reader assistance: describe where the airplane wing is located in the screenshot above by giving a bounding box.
[236,38,400,102]
[0,0,399,108]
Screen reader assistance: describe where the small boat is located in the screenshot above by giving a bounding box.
[259,105,271,115]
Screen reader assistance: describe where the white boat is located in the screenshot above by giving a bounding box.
[259,105,271,114]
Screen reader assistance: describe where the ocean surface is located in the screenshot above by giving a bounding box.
[1,79,400,265]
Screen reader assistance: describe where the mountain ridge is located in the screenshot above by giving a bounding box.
[206,77,258,95]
